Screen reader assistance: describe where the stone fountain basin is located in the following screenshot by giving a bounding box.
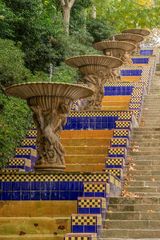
[5,82,93,106]
[93,40,136,53]
[122,28,150,36]
[65,55,123,75]
[115,33,144,44]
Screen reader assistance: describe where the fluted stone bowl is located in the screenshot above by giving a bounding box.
[5,82,94,110]
[115,33,144,44]
[65,55,123,75]
[122,29,150,36]
[93,41,136,57]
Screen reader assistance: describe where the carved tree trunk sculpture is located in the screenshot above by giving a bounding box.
[121,52,132,65]
[28,97,71,171]
[81,71,107,110]
[60,0,76,35]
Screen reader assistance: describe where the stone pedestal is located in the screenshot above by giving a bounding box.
[65,55,123,110]
[5,82,93,172]
[93,40,136,65]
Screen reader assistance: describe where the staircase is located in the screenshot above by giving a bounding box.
[100,72,160,239]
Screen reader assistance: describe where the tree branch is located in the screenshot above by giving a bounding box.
[60,0,65,7]
[69,0,75,8]
[60,0,75,8]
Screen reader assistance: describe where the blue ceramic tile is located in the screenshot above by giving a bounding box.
[2,182,12,191]
[21,191,30,200]
[70,191,82,200]
[59,191,69,200]
[51,191,60,200]
[12,191,21,200]
[84,225,96,233]
[90,208,101,214]
[95,192,106,198]
[12,182,21,191]
[25,166,32,172]
[30,191,41,200]
[50,181,59,191]
[102,122,108,129]
[78,208,89,214]
[96,122,102,129]
[89,122,96,129]
[77,122,83,129]
[106,164,122,168]
[20,182,30,191]
[41,182,51,191]
[72,225,84,233]
[41,191,51,200]
[83,192,94,197]
[31,182,41,190]
[2,192,12,200]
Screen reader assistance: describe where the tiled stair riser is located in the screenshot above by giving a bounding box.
[78,197,107,217]
[0,173,121,201]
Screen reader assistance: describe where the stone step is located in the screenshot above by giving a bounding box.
[66,163,104,172]
[101,229,160,238]
[132,135,160,139]
[131,142,160,147]
[104,220,160,230]
[140,124,160,127]
[0,234,63,239]
[0,217,70,236]
[129,181,160,187]
[106,211,160,220]
[65,146,108,154]
[130,155,160,160]
[132,132,160,136]
[109,197,160,205]
[143,111,160,114]
[108,204,160,212]
[125,186,160,193]
[132,165,160,171]
[131,152,160,156]
[139,121,160,123]
[0,201,77,217]
[62,138,110,146]
[133,128,160,132]
[129,169,160,175]
[131,147,160,151]
[132,175,160,181]
[65,155,105,164]
[130,160,160,165]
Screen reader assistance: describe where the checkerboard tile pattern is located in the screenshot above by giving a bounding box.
[71,214,102,233]
[65,233,97,240]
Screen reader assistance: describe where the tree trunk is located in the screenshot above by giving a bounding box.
[63,6,71,35]
[60,0,76,35]
[91,5,97,19]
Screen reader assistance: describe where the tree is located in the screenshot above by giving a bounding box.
[60,0,76,34]
[0,38,32,166]
[0,0,65,73]
[91,0,160,31]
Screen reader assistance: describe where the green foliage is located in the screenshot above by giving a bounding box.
[93,0,160,31]
[0,38,31,86]
[0,92,31,166]
[86,18,115,43]
[52,63,78,83]
[0,38,33,166]
[70,0,92,31]
[1,0,65,73]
